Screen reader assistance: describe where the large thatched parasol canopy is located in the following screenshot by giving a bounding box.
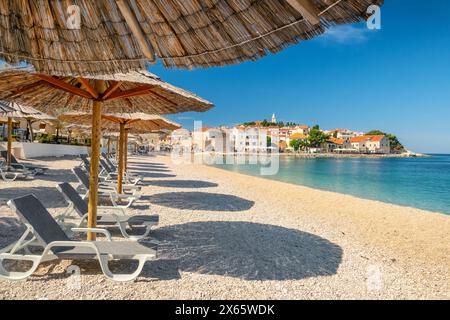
[0,0,383,75]
[0,68,213,114]
[0,101,55,121]
[59,112,181,132]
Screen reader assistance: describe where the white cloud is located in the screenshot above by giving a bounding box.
[321,25,370,44]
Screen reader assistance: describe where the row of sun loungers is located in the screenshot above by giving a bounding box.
[0,151,49,181]
[0,153,160,282]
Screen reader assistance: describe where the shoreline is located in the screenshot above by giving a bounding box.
[190,151,430,159]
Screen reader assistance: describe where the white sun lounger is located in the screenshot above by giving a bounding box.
[72,167,141,208]
[56,182,159,240]
[0,194,157,282]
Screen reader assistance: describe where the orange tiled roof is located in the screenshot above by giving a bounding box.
[194,127,210,132]
[327,137,346,145]
[350,135,385,143]
[290,133,308,140]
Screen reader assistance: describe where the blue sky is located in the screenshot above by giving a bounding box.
[147,1,450,154]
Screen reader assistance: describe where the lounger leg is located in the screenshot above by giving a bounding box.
[117,222,158,241]
[97,254,154,282]
[0,254,42,281]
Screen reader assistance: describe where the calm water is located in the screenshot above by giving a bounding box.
[212,154,450,215]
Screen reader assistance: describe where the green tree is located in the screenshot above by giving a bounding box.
[290,139,309,152]
[366,130,405,153]
[308,125,330,148]
[290,139,301,151]
[266,136,272,147]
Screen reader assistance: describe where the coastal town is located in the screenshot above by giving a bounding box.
[162,114,405,155]
[2,113,402,157]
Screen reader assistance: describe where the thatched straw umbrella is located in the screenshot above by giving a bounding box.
[59,112,181,193]
[0,101,54,167]
[3,102,55,142]
[0,0,383,75]
[0,67,213,240]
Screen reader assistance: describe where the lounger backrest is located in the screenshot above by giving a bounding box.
[100,159,113,173]
[57,183,88,217]
[0,151,18,164]
[80,154,90,170]
[104,157,116,169]
[8,195,71,245]
[72,167,90,190]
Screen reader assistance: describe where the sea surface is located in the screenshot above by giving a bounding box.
[211,154,450,215]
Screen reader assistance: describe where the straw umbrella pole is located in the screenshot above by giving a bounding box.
[117,123,125,194]
[106,136,111,158]
[86,80,107,239]
[124,128,130,174]
[0,104,14,166]
[6,117,12,166]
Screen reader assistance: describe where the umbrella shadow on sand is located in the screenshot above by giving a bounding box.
[128,166,171,173]
[136,172,177,178]
[0,186,66,208]
[128,162,167,167]
[141,221,343,281]
[0,220,342,282]
[144,192,254,211]
[140,180,218,189]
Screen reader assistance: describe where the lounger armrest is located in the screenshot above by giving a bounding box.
[10,163,25,169]
[98,206,127,215]
[0,170,19,181]
[71,228,112,241]
[44,241,100,257]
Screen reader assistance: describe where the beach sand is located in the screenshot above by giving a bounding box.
[0,154,449,299]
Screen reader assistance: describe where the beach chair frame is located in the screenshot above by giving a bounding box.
[0,195,157,282]
[56,183,158,241]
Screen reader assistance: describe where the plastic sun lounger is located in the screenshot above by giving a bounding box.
[56,183,159,240]
[83,153,141,185]
[0,151,48,175]
[0,194,157,282]
[101,152,142,180]
[79,154,90,171]
[99,159,142,186]
[0,159,34,181]
[72,167,141,208]
[77,164,141,194]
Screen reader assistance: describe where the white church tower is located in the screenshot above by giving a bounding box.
[271,113,277,123]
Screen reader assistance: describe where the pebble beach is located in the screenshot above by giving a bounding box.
[0,155,449,300]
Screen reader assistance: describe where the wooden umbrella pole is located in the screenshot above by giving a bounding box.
[124,129,129,173]
[116,138,120,162]
[117,123,125,194]
[6,117,12,167]
[87,80,107,241]
[106,136,111,158]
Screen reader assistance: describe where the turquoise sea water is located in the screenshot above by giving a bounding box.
[212,154,450,215]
